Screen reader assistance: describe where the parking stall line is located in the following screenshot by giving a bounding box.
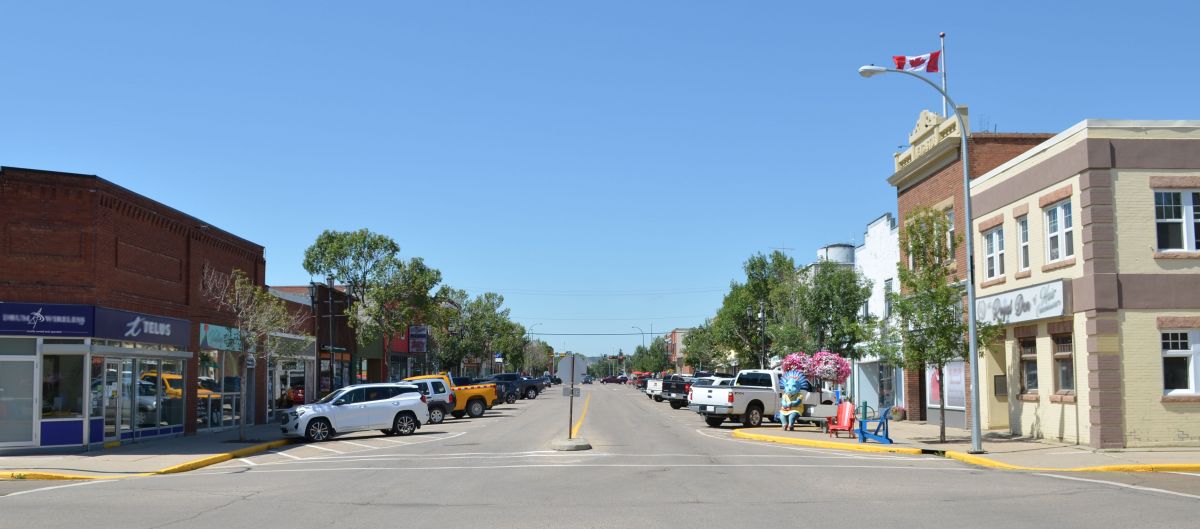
[338,441,377,449]
[305,444,345,454]
[271,450,303,460]
[1034,473,1200,501]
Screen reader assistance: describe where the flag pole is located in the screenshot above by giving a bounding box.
[940,32,948,117]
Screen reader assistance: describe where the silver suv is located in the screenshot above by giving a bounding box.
[407,378,454,424]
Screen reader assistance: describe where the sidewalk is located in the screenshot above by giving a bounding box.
[734,420,1200,472]
[0,425,292,480]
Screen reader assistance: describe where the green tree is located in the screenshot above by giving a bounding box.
[202,267,312,441]
[877,207,998,442]
[355,256,445,377]
[798,259,874,357]
[682,322,722,372]
[631,337,671,373]
[302,229,401,378]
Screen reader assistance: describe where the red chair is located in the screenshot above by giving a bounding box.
[826,401,856,438]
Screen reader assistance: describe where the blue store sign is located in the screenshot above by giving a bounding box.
[0,302,94,337]
[94,307,190,348]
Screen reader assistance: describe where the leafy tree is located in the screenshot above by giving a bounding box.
[797,260,874,358]
[433,291,517,375]
[302,229,401,378]
[682,322,723,372]
[202,267,312,441]
[355,256,445,377]
[875,206,999,442]
[631,337,671,373]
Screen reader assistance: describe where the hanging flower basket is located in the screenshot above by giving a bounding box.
[780,351,850,384]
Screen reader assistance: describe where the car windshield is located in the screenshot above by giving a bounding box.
[316,388,346,404]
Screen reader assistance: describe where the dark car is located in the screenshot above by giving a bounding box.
[487,373,541,400]
[550,376,562,385]
[600,375,621,384]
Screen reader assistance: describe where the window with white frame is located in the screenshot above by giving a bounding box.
[983,227,1005,280]
[1045,200,1074,262]
[1154,191,1200,251]
[1017,216,1030,271]
[1162,331,1198,395]
[883,279,893,318]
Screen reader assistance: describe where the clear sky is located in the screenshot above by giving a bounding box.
[2,1,1195,357]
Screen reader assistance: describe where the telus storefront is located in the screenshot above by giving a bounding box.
[0,302,190,449]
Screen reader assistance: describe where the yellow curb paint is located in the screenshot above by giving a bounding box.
[731,429,923,455]
[1,439,295,481]
[570,393,591,438]
[729,432,1200,473]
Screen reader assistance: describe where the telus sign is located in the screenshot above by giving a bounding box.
[94,307,190,348]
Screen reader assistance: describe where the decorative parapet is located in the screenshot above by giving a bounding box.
[893,108,970,172]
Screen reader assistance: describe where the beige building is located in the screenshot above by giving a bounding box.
[969,120,1200,448]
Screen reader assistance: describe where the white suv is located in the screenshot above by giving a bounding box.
[282,383,429,442]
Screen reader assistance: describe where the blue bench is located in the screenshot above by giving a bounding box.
[856,404,893,445]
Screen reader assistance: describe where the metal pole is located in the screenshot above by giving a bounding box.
[867,68,983,454]
[568,354,576,440]
[940,32,948,118]
[327,278,336,393]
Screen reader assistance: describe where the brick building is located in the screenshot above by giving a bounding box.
[969,120,1200,448]
[0,167,271,450]
[886,110,1052,427]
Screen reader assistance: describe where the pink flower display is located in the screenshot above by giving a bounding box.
[780,352,811,373]
[809,351,851,383]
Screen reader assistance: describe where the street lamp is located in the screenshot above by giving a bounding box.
[859,63,984,454]
[631,326,645,349]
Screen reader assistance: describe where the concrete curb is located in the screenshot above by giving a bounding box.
[731,429,923,455]
[733,428,1200,472]
[1,439,295,481]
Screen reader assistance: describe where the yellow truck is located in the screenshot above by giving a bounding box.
[405,374,498,419]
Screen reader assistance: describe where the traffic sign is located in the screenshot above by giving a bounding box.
[556,355,588,385]
[562,387,581,397]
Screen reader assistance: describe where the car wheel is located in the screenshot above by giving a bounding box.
[505,392,517,405]
[451,411,465,419]
[653,396,663,402]
[743,405,763,428]
[525,388,538,400]
[669,401,684,410]
[704,416,725,428]
[467,399,485,418]
[429,407,445,424]
[394,412,418,436]
[305,418,332,442]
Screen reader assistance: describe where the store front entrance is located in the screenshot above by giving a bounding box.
[101,358,130,442]
[0,356,36,447]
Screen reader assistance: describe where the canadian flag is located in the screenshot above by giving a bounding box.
[893,51,941,73]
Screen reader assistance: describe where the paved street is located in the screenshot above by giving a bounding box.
[3,385,1199,528]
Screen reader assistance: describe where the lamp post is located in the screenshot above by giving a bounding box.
[858,64,984,454]
[631,326,645,349]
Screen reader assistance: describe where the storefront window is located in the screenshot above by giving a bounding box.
[1162,331,1196,394]
[1019,338,1038,393]
[198,350,222,428]
[90,356,104,419]
[135,359,160,429]
[1053,335,1074,393]
[41,354,85,419]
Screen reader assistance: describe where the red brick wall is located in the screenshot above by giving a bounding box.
[894,134,1051,423]
[1,167,266,434]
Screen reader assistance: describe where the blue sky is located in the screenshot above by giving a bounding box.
[2,1,1194,357]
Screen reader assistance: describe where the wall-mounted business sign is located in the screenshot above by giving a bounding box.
[409,325,429,354]
[95,307,190,348]
[0,303,93,337]
[975,279,1068,325]
[200,322,244,352]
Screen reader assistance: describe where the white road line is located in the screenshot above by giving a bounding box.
[271,450,303,460]
[1034,473,1200,501]
[192,462,976,476]
[377,438,410,445]
[1169,472,1200,478]
[338,441,376,449]
[304,444,345,454]
[2,480,114,498]
[237,457,258,466]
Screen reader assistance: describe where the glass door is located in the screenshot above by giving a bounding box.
[102,358,123,442]
[0,359,36,446]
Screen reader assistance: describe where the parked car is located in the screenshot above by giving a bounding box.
[660,375,694,409]
[645,377,664,402]
[523,376,547,396]
[688,369,834,428]
[634,376,649,390]
[281,383,428,442]
[600,375,622,384]
[550,376,562,385]
[582,375,593,384]
[406,378,455,424]
[537,375,553,388]
[488,373,541,400]
[407,374,498,419]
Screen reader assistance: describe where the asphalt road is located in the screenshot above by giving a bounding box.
[2,384,1199,528]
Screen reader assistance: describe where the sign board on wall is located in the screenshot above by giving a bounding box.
[0,303,93,337]
[408,325,429,353]
[95,307,190,348]
[927,361,966,410]
[975,279,1067,325]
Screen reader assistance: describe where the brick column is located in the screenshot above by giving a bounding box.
[1078,169,1124,449]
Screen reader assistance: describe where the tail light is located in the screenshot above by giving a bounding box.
[727,391,734,404]
[448,393,455,404]
[420,395,427,403]
[688,390,693,402]
[684,383,691,394]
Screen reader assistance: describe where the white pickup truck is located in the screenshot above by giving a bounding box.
[645,378,664,402]
[688,369,833,428]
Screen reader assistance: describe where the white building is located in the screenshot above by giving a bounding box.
[851,213,904,412]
